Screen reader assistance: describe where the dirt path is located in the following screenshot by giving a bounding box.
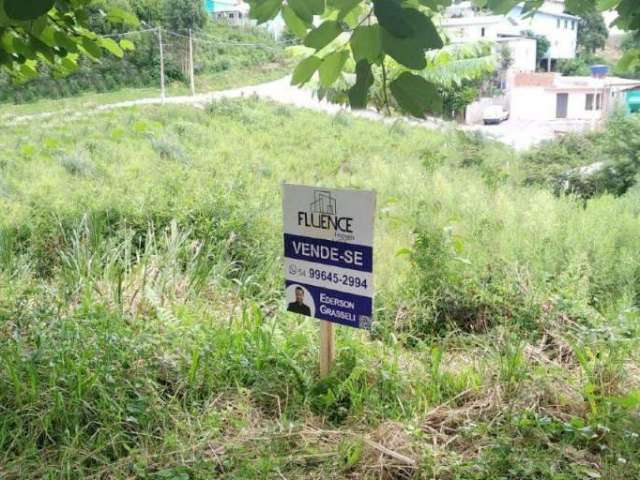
[6,76,552,150]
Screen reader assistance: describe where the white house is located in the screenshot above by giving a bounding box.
[440,14,521,42]
[496,37,537,75]
[440,14,538,80]
[442,1,578,72]
[510,71,640,123]
[507,1,578,69]
[204,0,285,39]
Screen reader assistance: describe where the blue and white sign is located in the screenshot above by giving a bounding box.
[283,184,375,329]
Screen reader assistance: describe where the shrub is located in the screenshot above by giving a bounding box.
[58,151,98,177]
[521,113,640,198]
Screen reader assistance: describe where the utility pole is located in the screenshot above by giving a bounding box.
[188,28,195,96]
[158,27,165,103]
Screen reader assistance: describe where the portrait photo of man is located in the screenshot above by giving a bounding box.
[287,286,311,316]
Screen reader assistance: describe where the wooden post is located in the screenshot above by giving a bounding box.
[319,320,335,378]
[188,28,195,96]
[158,27,165,103]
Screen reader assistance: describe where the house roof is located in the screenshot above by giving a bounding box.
[514,72,640,91]
[514,72,556,87]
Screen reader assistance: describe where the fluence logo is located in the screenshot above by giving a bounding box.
[297,190,354,235]
[311,190,337,216]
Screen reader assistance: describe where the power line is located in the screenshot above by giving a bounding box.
[165,28,284,50]
[102,27,158,38]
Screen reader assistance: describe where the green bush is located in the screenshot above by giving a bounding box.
[521,113,640,198]
[0,22,284,105]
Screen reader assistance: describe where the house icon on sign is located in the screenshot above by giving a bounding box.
[310,190,337,216]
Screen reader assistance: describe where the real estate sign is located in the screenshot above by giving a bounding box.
[283,184,375,329]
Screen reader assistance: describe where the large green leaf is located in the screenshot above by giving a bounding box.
[80,37,102,59]
[3,0,55,21]
[98,37,124,58]
[249,0,282,23]
[390,71,441,117]
[596,0,619,10]
[331,0,362,18]
[291,55,322,85]
[381,28,426,70]
[106,7,140,27]
[120,39,135,51]
[373,0,414,39]
[53,31,79,53]
[18,60,38,80]
[304,21,343,49]
[319,49,349,86]
[341,4,364,26]
[350,25,382,63]
[419,0,453,8]
[308,0,326,14]
[403,9,443,49]
[288,0,313,22]
[282,5,309,38]
[35,26,56,47]
[348,59,374,108]
[617,48,640,72]
[14,37,36,59]
[0,31,15,53]
[288,0,324,22]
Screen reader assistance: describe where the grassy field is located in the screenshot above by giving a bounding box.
[1,98,639,479]
[0,61,290,120]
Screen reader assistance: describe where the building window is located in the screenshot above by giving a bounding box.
[564,19,568,28]
[572,20,576,30]
[586,93,602,111]
[481,27,485,37]
[557,18,561,28]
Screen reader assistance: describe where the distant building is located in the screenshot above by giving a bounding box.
[507,1,578,70]
[202,0,284,38]
[442,1,578,73]
[510,70,640,123]
[440,14,537,78]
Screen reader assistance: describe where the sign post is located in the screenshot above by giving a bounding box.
[282,184,376,377]
[319,320,335,378]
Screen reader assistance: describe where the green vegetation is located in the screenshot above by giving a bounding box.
[1,98,639,478]
[522,112,640,198]
[575,8,608,55]
[522,30,551,68]
[0,0,138,81]
[0,23,286,105]
[249,0,640,116]
[311,42,496,119]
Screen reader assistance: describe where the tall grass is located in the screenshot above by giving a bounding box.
[1,99,639,478]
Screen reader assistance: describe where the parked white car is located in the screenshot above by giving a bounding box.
[483,105,509,125]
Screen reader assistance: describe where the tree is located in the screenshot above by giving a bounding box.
[522,30,551,67]
[161,0,207,32]
[495,43,512,89]
[498,44,513,73]
[248,0,634,117]
[310,41,495,116]
[576,9,608,54]
[130,0,164,26]
[0,0,138,81]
